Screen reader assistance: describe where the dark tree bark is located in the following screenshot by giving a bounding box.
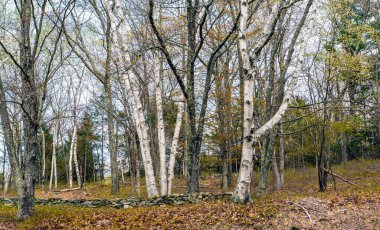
[0,0,40,219]
[18,0,39,218]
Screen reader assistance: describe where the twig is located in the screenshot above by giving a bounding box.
[288,201,313,223]
[293,202,313,223]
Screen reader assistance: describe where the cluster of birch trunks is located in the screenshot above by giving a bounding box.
[1,0,380,221]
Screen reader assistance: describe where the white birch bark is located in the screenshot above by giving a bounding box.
[279,125,285,186]
[68,133,73,188]
[233,0,285,201]
[154,53,168,196]
[234,0,314,201]
[68,125,81,188]
[49,137,54,191]
[68,75,83,188]
[167,100,184,195]
[105,0,159,198]
[40,127,46,191]
[72,126,82,187]
[127,72,159,198]
[233,0,256,202]
[49,124,57,190]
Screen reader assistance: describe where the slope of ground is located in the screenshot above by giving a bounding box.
[1,159,379,229]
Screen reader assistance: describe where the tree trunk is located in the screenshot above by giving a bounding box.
[215,60,233,191]
[258,130,277,195]
[40,128,46,191]
[1,58,37,220]
[69,126,82,188]
[84,142,87,186]
[1,145,5,189]
[106,0,158,197]
[125,130,135,193]
[100,117,105,181]
[127,73,159,197]
[17,0,39,219]
[121,160,125,184]
[233,0,313,201]
[72,126,81,188]
[49,125,58,191]
[318,109,329,192]
[185,1,201,194]
[279,125,285,186]
[167,100,184,195]
[3,164,11,194]
[68,134,73,188]
[272,149,282,190]
[132,133,141,198]
[154,53,168,196]
[104,71,119,193]
[233,0,255,201]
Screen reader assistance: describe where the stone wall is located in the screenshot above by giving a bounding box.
[0,193,233,209]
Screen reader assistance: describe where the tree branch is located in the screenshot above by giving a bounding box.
[148,0,188,100]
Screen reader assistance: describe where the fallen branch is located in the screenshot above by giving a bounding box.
[81,191,90,196]
[292,202,313,223]
[52,187,81,192]
[287,200,314,224]
[322,168,357,186]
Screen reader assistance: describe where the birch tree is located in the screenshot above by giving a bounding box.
[68,76,83,188]
[167,98,185,195]
[154,53,168,195]
[49,122,58,191]
[40,127,46,191]
[233,0,314,202]
[149,0,239,193]
[104,0,159,198]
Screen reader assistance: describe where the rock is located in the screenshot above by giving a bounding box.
[82,201,97,208]
[72,199,86,204]
[0,192,232,209]
[174,201,184,205]
[1,198,15,207]
[92,199,111,207]
[111,202,123,209]
[123,204,132,209]
[151,197,164,205]
[2,198,14,205]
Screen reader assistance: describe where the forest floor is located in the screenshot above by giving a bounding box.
[1,158,380,229]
